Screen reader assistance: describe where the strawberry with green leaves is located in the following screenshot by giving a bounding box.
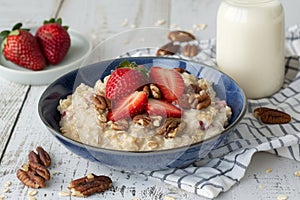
[36,18,71,65]
[1,23,46,71]
[105,61,149,101]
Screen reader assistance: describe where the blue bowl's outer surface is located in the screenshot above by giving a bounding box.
[38,57,247,171]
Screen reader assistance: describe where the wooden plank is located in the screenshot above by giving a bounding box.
[0,0,63,29]
[0,79,29,157]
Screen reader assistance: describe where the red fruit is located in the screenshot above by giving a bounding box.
[1,23,46,71]
[36,18,71,65]
[106,64,148,100]
[108,91,148,122]
[146,98,182,118]
[149,66,185,101]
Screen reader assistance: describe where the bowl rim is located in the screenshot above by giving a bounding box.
[38,56,247,155]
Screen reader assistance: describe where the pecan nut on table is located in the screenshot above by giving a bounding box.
[157,30,200,57]
[16,146,113,197]
[16,146,51,188]
[68,173,112,197]
[253,107,291,124]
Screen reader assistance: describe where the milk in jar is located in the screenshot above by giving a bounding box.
[216,0,285,99]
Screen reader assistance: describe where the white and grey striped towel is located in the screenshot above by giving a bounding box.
[123,25,300,199]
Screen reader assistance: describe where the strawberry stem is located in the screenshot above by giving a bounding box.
[62,25,69,31]
[117,60,137,68]
[0,30,10,39]
[12,23,22,31]
[43,17,68,30]
[0,22,30,41]
[56,18,62,25]
[44,18,56,24]
[117,60,148,77]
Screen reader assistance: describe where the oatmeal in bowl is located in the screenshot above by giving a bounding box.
[58,60,232,151]
[38,57,246,171]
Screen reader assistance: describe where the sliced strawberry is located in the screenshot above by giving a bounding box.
[146,98,182,118]
[108,91,148,122]
[106,64,148,100]
[149,66,185,101]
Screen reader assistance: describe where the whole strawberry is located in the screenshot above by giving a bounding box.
[1,23,46,71]
[36,18,71,65]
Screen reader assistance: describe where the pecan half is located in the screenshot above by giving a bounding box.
[188,92,211,110]
[254,107,291,124]
[143,84,162,99]
[168,30,196,42]
[36,146,51,167]
[16,169,41,189]
[157,118,185,138]
[92,94,109,111]
[28,146,51,168]
[133,114,152,126]
[156,42,180,56]
[27,169,46,188]
[68,173,112,197]
[182,44,199,57]
[28,151,40,164]
[28,161,50,181]
[149,84,161,99]
[196,96,211,110]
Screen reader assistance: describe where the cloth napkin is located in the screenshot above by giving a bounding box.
[121,25,300,199]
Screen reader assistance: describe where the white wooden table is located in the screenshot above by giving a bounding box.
[0,1,300,199]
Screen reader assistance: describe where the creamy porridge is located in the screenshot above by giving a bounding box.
[57,63,232,151]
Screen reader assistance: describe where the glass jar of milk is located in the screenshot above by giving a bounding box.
[216,0,285,99]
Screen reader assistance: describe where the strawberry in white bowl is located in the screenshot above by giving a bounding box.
[36,18,71,65]
[1,23,46,71]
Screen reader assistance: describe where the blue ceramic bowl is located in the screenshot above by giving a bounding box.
[38,57,247,171]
